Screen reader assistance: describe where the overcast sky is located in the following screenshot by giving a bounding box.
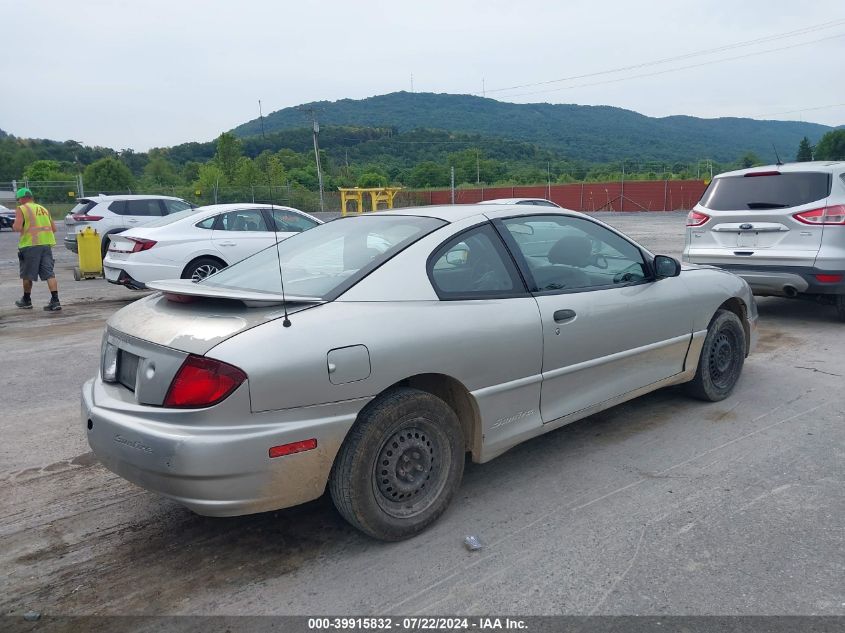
[2,0,843,151]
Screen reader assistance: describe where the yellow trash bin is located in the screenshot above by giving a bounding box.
[74,226,103,280]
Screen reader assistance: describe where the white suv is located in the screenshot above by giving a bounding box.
[683,161,845,321]
[64,194,193,258]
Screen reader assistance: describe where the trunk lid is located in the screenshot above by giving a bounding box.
[103,287,323,406]
[108,282,323,356]
[686,171,831,267]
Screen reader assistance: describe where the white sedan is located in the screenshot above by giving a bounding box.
[103,203,322,288]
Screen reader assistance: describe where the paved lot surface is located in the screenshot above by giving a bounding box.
[1,213,843,618]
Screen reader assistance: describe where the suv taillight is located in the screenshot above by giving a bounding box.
[164,355,246,408]
[686,210,710,227]
[793,206,845,225]
[73,214,103,221]
[127,237,157,252]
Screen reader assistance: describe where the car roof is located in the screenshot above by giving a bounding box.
[372,203,586,223]
[716,161,845,178]
[477,197,560,206]
[80,194,183,202]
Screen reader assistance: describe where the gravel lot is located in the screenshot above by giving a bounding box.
[1,212,843,620]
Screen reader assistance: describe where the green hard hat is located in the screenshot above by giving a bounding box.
[16,187,33,199]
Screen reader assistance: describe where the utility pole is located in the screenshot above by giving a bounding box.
[410,72,414,93]
[299,106,325,212]
[547,161,552,200]
[450,166,455,204]
[476,150,480,184]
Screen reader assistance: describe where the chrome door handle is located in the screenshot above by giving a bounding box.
[554,309,576,322]
[219,241,236,246]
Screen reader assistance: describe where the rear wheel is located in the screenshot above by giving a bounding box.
[329,387,465,541]
[181,257,225,282]
[685,309,746,402]
[835,295,845,322]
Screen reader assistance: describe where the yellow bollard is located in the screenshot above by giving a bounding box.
[74,226,103,280]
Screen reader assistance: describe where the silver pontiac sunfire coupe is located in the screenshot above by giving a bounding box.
[84,204,758,540]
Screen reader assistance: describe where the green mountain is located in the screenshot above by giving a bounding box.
[231,92,834,164]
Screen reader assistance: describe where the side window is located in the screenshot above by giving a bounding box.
[501,215,648,293]
[269,209,318,233]
[196,216,216,230]
[164,200,192,214]
[108,201,127,215]
[125,199,165,217]
[218,210,268,232]
[428,224,524,299]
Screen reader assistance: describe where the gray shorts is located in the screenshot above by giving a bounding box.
[19,245,55,281]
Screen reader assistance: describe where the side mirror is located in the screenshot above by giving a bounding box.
[654,255,681,279]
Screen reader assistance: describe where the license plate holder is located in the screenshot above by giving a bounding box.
[117,350,141,392]
[737,232,758,248]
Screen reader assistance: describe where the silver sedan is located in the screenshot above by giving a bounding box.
[83,204,758,540]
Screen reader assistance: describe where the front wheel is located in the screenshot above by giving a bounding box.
[685,309,746,402]
[329,387,465,541]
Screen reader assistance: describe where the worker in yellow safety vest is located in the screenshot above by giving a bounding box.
[13,188,61,311]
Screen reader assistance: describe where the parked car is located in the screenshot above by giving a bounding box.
[84,204,757,541]
[103,203,322,289]
[479,197,561,207]
[683,161,845,321]
[0,204,14,230]
[63,194,194,258]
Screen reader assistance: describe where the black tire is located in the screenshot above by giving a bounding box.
[685,309,746,402]
[835,295,845,323]
[181,257,225,282]
[329,387,465,541]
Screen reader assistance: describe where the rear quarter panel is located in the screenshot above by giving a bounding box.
[207,299,543,417]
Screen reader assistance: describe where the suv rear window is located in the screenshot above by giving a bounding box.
[69,200,98,215]
[700,172,831,210]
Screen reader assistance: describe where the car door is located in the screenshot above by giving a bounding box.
[427,223,544,452]
[496,214,693,424]
[211,209,275,264]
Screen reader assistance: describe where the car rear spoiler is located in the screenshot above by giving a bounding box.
[146,279,325,308]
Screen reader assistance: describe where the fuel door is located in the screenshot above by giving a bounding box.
[327,345,371,385]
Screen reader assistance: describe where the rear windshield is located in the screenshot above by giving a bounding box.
[69,200,97,215]
[143,207,205,227]
[700,172,831,211]
[202,215,446,300]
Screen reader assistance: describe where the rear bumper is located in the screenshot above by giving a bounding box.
[64,234,78,253]
[697,264,845,297]
[82,377,363,516]
[104,265,147,290]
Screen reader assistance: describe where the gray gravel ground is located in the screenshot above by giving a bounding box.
[1,212,843,618]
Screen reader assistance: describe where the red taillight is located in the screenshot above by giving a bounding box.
[164,355,246,408]
[815,274,843,283]
[269,439,318,459]
[73,214,103,221]
[686,210,710,227]
[127,237,157,252]
[744,171,781,177]
[793,206,845,225]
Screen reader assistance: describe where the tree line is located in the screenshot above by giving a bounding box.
[2,125,843,211]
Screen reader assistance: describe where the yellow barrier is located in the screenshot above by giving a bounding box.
[74,226,103,280]
[339,187,402,216]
